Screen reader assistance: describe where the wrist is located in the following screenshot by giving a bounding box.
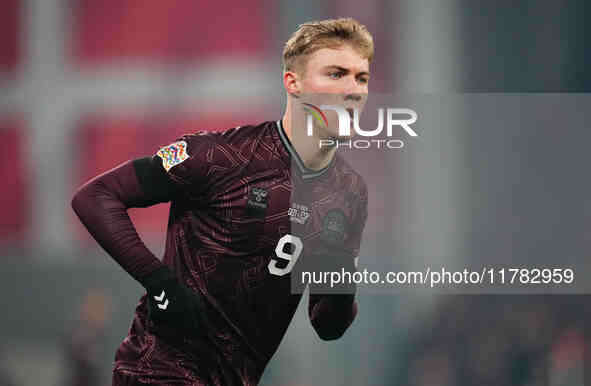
[141,266,175,290]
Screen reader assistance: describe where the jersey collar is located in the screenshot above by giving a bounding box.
[275,120,336,181]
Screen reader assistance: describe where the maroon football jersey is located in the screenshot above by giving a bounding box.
[113,120,368,385]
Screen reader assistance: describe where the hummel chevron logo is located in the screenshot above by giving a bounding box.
[154,290,169,310]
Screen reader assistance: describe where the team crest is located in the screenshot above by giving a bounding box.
[321,209,348,244]
[157,140,189,172]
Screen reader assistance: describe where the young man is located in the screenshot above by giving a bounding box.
[72,18,372,386]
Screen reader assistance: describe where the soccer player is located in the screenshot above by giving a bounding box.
[72,18,372,386]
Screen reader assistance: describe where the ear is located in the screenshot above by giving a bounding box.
[283,70,301,96]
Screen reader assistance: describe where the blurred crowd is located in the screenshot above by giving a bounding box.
[397,296,588,386]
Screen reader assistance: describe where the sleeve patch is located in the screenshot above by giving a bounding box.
[156,140,189,172]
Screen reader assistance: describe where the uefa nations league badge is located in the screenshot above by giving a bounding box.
[246,186,269,218]
[321,209,348,244]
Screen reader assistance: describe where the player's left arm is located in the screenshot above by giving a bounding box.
[308,182,368,341]
[307,253,359,341]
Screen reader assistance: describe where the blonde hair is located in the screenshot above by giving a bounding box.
[283,17,374,75]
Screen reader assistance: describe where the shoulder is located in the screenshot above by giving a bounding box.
[183,120,275,149]
[162,121,275,164]
[216,120,275,145]
[187,121,274,159]
[156,121,276,181]
[173,121,274,148]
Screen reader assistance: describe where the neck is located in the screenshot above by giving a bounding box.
[281,104,337,171]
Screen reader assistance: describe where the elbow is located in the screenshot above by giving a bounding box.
[71,181,96,214]
[71,186,86,216]
[71,180,102,218]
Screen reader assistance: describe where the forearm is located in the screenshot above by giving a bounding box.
[304,252,359,340]
[71,160,166,284]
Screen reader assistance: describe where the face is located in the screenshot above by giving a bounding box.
[285,44,370,140]
[299,45,370,95]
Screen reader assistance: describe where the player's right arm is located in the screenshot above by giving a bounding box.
[71,137,210,336]
[71,156,173,281]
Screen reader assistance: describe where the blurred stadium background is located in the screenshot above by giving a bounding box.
[1,1,591,385]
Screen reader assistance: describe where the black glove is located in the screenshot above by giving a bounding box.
[142,266,206,337]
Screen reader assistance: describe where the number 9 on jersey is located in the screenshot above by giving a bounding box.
[268,234,303,276]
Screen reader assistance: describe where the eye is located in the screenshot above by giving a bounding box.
[329,71,344,79]
[358,77,369,84]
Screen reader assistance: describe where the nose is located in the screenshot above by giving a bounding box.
[344,75,364,94]
[342,76,367,100]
